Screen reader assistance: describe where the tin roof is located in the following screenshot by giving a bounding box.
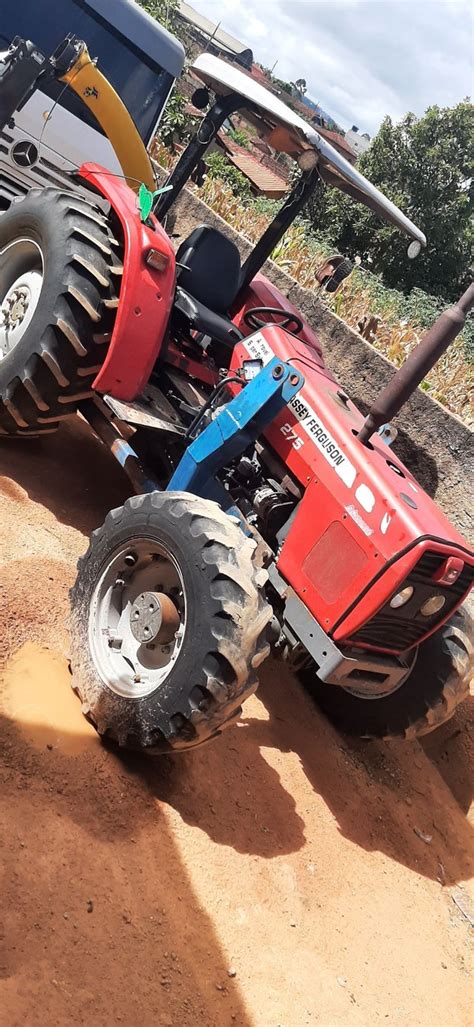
[178,2,247,56]
[218,134,288,197]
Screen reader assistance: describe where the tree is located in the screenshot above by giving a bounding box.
[159,91,195,150]
[138,0,184,40]
[272,77,293,96]
[203,152,251,199]
[307,100,474,300]
[293,78,307,97]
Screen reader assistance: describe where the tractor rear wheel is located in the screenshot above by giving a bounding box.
[307,602,472,740]
[0,188,120,437]
[70,491,272,752]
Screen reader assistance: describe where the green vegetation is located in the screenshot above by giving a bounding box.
[203,152,252,198]
[158,92,197,151]
[138,0,183,38]
[227,127,251,150]
[307,100,473,303]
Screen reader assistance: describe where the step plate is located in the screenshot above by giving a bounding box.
[103,385,186,436]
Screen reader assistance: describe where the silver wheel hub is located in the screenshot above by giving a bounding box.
[129,590,180,645]
[0,239,44,361]
[5,288,29,326]
[89,539,186,700]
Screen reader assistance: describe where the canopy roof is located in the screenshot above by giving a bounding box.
[191,54,426,247]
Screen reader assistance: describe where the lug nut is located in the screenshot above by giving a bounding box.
[125,552,137,566]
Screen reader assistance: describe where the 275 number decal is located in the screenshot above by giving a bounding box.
[280,422,303,451]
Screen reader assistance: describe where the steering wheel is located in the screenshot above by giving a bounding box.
[243,306,304,335]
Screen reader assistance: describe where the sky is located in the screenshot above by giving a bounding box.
[192,0,473,135]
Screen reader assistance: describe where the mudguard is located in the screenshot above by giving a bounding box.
[78,163,176,401]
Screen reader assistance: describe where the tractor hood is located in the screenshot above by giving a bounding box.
[191,54,426,248]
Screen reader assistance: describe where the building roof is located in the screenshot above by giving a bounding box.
[218,133,287,197]
[250,63,269,85]
[288,95,356,162]
[178,1,247,55]
[228,153,287,197]
[314,124,356,162]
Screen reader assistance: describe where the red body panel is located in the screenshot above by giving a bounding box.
[78,164,176,401]
[229,322,473,650]
[164,340,220,388]
[232,273,327,367]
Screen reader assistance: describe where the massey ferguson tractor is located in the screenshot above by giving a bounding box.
[0,37,472,752]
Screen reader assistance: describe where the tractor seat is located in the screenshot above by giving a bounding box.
[173,225,243,347]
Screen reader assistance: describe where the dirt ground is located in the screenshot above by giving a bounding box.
[0,418,472,1027]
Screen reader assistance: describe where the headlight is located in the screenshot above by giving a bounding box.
[420,594,446,617]
[389,586,414,609]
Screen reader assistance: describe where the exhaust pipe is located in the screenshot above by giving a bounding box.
[358,281,474,445]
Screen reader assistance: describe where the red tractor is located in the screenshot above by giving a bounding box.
[0,42,472,752]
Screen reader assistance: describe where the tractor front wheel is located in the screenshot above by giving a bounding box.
[70,492,272,752]
[307,603,472,740]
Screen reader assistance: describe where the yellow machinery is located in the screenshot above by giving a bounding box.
[59,41,156,192]
[0,33,156,194]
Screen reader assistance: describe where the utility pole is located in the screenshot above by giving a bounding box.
[204,20,221,53]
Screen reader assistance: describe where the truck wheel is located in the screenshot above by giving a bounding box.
[0,188,120,437]
[307,604,472,740]
[70,492,272,752]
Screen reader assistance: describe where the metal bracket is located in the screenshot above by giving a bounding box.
[167,359,304,496]
[268,563,410,694]
[103,385,186,436]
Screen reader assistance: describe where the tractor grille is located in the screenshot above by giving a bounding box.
[350,550,474,652]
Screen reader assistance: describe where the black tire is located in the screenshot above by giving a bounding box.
[306,603,472,740]
[0,188,121,437]
[70,491,273,752]
[324,257,353,293]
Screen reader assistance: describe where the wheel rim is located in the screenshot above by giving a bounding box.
[89,538,187,699]
[0,238,44,362]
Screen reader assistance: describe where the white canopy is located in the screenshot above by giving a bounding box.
[191,54,426,248]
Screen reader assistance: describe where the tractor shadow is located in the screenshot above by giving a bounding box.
[0,417,130,537]
[246,661,474,885]
[419,695,474,814]
[130,657,474,884]
[0,701,253,1025]
[121,717,307,859]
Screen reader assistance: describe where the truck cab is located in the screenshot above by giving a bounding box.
[0,0,184,208]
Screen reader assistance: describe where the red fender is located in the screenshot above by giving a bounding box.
[78,163,176,400]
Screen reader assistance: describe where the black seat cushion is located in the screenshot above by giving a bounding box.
[174,288,243,348]
[176,225,241,313]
